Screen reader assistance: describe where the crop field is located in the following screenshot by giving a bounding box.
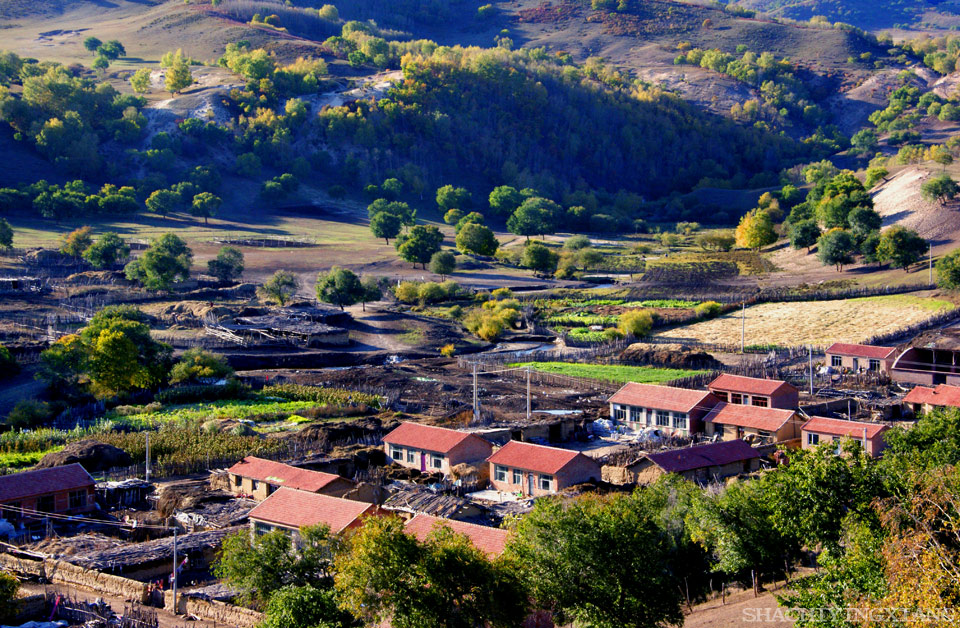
[507,362,708,384]
[653,295,956,347]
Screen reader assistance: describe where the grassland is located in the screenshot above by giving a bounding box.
[653,294,956,347]
[507,362,708,383]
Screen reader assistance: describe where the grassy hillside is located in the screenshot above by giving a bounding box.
[735,0,957,30]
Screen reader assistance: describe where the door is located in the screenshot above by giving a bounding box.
[420,453,426,472]
[527,473,534,496]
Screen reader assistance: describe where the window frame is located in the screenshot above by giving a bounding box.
[495,465,507,482]
[831,355,842,367]
[869,359,880,372]
[431,454,444,470]
[539,475,553,491]
[672,413,688,431]
[656,410,670,427]
[512,469,522,485]
[406,449,416,464]
[69,490,86,510]
[390,446,403,460]
[807,433,820,446]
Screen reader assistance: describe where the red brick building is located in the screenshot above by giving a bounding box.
[226,456,357,501]
[825,343,898,375]
[708,374,799,409]
[703,403,802,444]
[403,514,510,557]
[247,487,383,540]
[383,422,493,476]
[607,383,719,436]
[903,384,960,415]
[800,416,889,458]
[487,441,600,497]
[0,464,96,522]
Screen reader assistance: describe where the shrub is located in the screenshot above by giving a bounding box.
[694,301,722,319]
[6,400,58,429]
[0,570,19,623]
[156,379,249,404]
[0,344,18,379]
[169,348,234,384]
[618,310,654,337]
[440,344,455,357]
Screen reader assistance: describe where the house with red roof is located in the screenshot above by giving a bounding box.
[825,343,898,376]
[616,440,762,485]
[903,384,960,415]
[248,488,383,540]
[383,422,493,477]
[708,374,799,409]
[801,417,889,458]
[486,441,600,497]
[0,464,95,523]
[226,456,358,501]
[403,514,510,557]
[703,403,802,444]
[607,383,719,436]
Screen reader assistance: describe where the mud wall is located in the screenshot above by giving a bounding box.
[164,591,263,628]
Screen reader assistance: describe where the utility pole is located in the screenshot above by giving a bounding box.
[526,367,531,421]
[172,528,178,614]
[808,345,814,396]
[145,433,151,482]
[472,363,479,423]
[930,245,934,286]
[741,302,745,354]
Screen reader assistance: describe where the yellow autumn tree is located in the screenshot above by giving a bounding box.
[734,209,777,251]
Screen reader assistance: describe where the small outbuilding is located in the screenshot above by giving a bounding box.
[708,374,799,409]
[487,441,600,497]
[0,464,96,523]
[611,440,761,485]
[703,403,802,444]
[383,423,493,477]
[226,456,358,501]
[800,416,889,458]
[902,384,960,415]
[825,343,897,375]
[404,514,509,557]
[248,488,383,539]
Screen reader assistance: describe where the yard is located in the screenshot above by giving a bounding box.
[506,362,708,384]
[652,294,956,347]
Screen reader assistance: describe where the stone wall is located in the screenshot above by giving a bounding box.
[163,590,263,628]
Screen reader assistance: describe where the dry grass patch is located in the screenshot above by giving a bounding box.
[654,295,955,347]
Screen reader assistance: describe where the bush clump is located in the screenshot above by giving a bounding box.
[694,301,722,319]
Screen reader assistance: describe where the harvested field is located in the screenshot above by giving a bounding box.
[653,295,955,347]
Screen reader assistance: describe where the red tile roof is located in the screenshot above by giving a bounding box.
[248,488,377,533]
[704,403,798,432]
[608,383,719,414]
[643,440,760,473]
[227,457,347,493]
[825,343,898,360]
[801,416,889,440]
[709,374,797,397]
[404,514,509,557]
[903,384,960,408]
[383,422,490,455]
[486,441,597,475]
[0,464,94,503]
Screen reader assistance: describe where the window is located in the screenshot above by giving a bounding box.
[714,391,728,402]
[831,355,842,367]
[512,469,522,485]
[539,475,553,491]
[751,397,768,408]
[266,484,275,496]
[69,490,86,509]
[672,413,688,431]
[869,359,880,372]
[391,446,403,460]
[406,449,416,464]
[254,521,273,537]
[629,407,642,423]
[714,424,724,437]
[656,410,670,427]
[758,431,771,438]
[731,393,743,404]
[431,454,444,470]
[251,480,259,491]
[495,465,507,482]
[807,433,820,446]
[852,358,860,371]
[37,495,55,513]
[613,406,626,421]
[234,475,242,487]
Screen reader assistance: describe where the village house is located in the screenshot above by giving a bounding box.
[800,416,889,458]
[226,456,358,501]
[248,487,383,540]
[902,384,960,415]
[607,382,719,436]
[0,464,96,523]
[487,441,601,497]
[708,374,799,409]
[891,329,960,386]
[608,440,762,486]
[703,403,802,444]
[403,514,510,557]
[825,343,898,376]
[383,422,493,476]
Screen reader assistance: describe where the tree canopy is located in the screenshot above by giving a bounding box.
[316,266,365,310]
[124,233,193,290]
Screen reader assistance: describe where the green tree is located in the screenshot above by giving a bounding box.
[430,250,456,279]
[381,177,403,199]
[130,68,152,93]
[443,208,465,225]
[97,40,125,59]
[436,184,471,211]
[0,218,13,250]
[92,55,110,73]
[789,220,821,252]
[850,129,878,156]
[335,515,528,628]
[146,189,179,215]
[936,249,960,289]
[816,229,856,271]
[920,173,959,206]
[815,171,872,229]
[83,36,102,53]
[164,51,194,94]
[507,197,560,240]
[190,192,221,224]
[861,231,882,266]
[37,334,87,391]
[207,246,244,283]
[396,225,444,269]
[488,185,523,217]
[261,585,357,628]
[618,310,653,337]
[0,343,19,379]
[877,225,928,270]
[520,241,558,274]
[369,211,402,244]
[455,222,498,256]
[360,276,382,312]
[454,212,484,233]
[367,199,415,225]
[734,209,776,250]
[0,569,18,623]
[316,266,365,310]
[59,226,93,257]
[82,232,129,269]
[847,206,882,244]
[169,348,234,384]
[78,307,172,395]
[258,270,301,306]
[124,233,193,290]
[5,400,55,429]
[506,492,684,628]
